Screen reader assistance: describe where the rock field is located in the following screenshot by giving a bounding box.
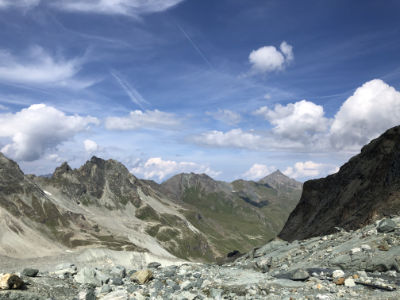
[2,216,400,299]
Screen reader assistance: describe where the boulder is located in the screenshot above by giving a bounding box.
[22,268,39,277]
[131,270,153,284]
[377,219,397,233]
[74,267,109,286]
[147,262,161,269]
[0,273,24,290]
[291,269,309,281]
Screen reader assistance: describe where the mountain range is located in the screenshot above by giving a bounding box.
[0,153,302,262]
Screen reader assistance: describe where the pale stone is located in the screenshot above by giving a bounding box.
[0,273,24,290]
[332,270,345,278]
[130,270,153,284]
[344,278,356,287]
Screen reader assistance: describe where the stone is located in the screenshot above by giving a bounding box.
[377,218,397,233]
[101,290,129,300]
[101,284,112,294]
[333,277,345,285]
[180,280,193,290]
[130,270,153,284]
[74,267,105,286]
[85,289,96,300]
[22,268,39,277]
[332,270,345,278]
[351,247,361,254]
[147,262,161,269]
[361,244,372,251]
[0,273,24,290]
[344,278,356,287]
[111,277,123,286]
[110,265,126,278]
[291,269,309,281]
[53,263,77,278]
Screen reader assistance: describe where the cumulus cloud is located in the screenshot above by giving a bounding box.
[83,139,99,153]
[0,104,99,161]
[330,79,400,149]
[242,163,276,180]
[206,109,241,125]
[131,157,220,181]
[283,161,339,179]
[0,46,93,88]
[51,0,185,16]
[105,109,180,130]
[254,100,330,140]
[249,41,293,74]
[0,0,39,9]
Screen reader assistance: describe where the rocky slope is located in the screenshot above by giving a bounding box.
[159,172,302,256]
[280,125,400,242]
[2,216,400,299]
[0,153,301,263]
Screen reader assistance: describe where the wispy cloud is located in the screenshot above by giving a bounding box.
[206,109,241,125]
[50,0,185,17]
[110,71,149,109]
[105,109,180,130]
[0,46,95,89]
[0,0,39,9]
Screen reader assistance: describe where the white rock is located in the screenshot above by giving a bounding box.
[332,270,345,278]
[351,247,361,254]
[100,290,128,300]
[361,244,371,251]
[344,278,356,287]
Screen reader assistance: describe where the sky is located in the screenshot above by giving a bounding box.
[1,0,400,182]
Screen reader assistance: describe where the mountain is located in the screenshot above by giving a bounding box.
[0,153,302,263]
[279,125,400,242]
[160,172,302,256]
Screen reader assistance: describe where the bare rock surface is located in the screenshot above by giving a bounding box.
[1,217,400,299]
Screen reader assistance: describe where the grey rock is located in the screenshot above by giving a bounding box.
[74,267,105,287]
[85,289,96,300]
[291,269,309,281]
[101,284,112,294]
[377,219,397,233]
[22,268,39,277]
[110,265,126,279]
[147,262,161,269]
[111,277,123,286]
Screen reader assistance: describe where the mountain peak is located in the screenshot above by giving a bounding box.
[52,162,72,178]
[259,170,302,190]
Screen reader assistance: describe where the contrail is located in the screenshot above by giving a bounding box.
[175,22,214,69]
[110,71,149,109]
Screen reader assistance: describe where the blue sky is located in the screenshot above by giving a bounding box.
[1,0,400,182]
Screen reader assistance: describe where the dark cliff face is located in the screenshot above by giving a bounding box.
[279,125,400,242]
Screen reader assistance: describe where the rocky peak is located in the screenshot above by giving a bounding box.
[52,162,72,178]
[259,169,302,190]
[279,125,400,242]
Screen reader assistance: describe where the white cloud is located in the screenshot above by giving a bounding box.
[283,161,339,179]
[254,100,330,140]
[194,129,263,150]
[249,41,293,74]
[206,109,241,125]
[280,41,294,61]
[51,0,185,16]
[0,46,94,88]
[0,104,99,161]
[83,139,99,153]
[242,163,275,180]
[105,109,180,130]
[132,157,220,181]
[0,0,39,9]
[330,79,400,149]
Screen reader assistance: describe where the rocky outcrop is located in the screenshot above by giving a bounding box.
[280,125,400,242]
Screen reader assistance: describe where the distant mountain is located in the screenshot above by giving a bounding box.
[0,153,302,262]
[279,125,400,242]
[259,170,303,191]
[160,172,302,256]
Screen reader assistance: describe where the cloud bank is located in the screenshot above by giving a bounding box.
[195,79,400,152]
[132,157,220,181]
[0,104,99,161]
